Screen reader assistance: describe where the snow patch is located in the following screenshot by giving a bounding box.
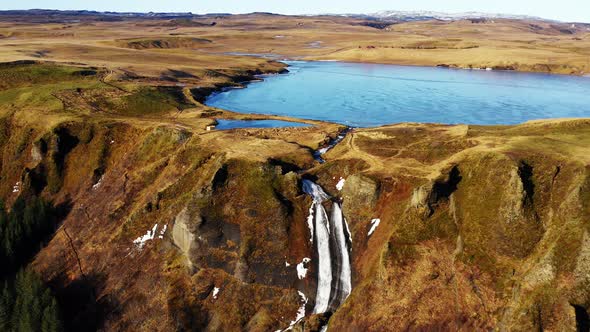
[368,219,381,236]
[92,176,104,190]
[158,224,167,239]
[306,202,315,243]
[133,224,158,250]
[344,217,353,248]
[285,261,291,267]
[365,10,543,21]
[132,223,168,249]
[296,257,311,279]
[285,291,308,330]
[12,182,20,193]
[336,177,346,191]
[212,287,220,299]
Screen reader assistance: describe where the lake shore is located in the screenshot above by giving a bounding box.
[206,60,590,127]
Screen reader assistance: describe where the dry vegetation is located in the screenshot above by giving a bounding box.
[1,13,589,75]
[0,11,590,332]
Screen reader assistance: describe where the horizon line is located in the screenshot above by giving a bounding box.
[2,8,588,23]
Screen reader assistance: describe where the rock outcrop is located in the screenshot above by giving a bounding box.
[2,103,590,331]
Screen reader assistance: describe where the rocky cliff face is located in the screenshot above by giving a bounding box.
[321,122,590,331]
[2,103,590,331]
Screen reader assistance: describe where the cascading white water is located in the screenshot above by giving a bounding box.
[302,179,330,202]
[313,200,332,314]
[302,179,352,314]
[302,180,333,314]
[328,202,352,310]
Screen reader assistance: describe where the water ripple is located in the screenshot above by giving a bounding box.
[207,61,590,126]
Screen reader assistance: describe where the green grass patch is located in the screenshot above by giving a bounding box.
[115,86,193,116]
[120,37,212,49]
[0,61,98,91]
[0,80,105,111]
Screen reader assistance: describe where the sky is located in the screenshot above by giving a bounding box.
[3,0,590,23]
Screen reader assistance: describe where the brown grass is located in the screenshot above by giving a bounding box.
[0,14,589,77]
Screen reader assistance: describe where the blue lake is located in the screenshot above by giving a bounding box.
[206,61,590,127]
[215,119,311,130]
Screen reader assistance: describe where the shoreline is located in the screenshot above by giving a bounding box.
[293,57,590,78]
[199,51,589,77]
[202,60,590,129]
[195,50,589,78]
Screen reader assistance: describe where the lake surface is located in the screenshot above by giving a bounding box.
[215,119,311,130]
[206,61,590,127]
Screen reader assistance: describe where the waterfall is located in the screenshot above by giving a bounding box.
[302,179,330,202]
[313,200,332,314]
[302,179,352,314]
[328,202,352,310]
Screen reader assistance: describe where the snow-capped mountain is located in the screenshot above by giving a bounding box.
[342,10,548,22]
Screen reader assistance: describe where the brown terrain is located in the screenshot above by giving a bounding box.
[1,10,590,332]
[1,11,590,75]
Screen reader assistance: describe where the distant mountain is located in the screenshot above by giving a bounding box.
[0,9,570,23]
[0,9,195,18]
[340,10,550,22]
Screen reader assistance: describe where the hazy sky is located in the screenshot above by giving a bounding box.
[4,0,590,22]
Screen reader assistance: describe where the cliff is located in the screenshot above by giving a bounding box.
[1,60,590,331]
